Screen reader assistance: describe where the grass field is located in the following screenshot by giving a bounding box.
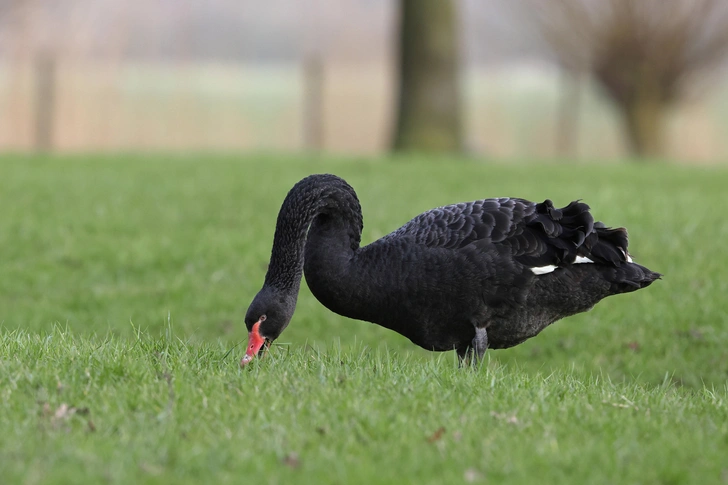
[1,154,727,484]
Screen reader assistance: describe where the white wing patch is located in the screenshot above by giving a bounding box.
[530,265,557,275]
[531,255,591,275]
[531,250,632,276]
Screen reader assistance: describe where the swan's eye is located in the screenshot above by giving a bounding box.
[259,315,267,322]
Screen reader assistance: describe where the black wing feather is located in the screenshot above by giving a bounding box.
[389,197,630,269]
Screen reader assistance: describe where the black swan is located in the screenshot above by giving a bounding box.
[241,174,660,366]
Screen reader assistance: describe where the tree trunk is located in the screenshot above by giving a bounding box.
[620,95,665,159]
[392,0,462,153]
[602,65,667,159]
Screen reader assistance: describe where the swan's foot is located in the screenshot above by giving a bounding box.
[457,327,489,367]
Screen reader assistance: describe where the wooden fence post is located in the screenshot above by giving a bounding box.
[302,55,324,152]
[556,69,582,158]
[34,51,56,153]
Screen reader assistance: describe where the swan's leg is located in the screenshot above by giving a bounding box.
[457,327,489,367]
[456,346,471,366]
[471,326,489,363]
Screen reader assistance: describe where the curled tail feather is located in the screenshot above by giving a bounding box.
[585,223,662,291]
[583,223,631,265]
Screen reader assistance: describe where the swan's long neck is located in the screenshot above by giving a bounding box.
[264,174,363,294]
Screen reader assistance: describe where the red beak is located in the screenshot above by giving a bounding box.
[240,320,266,367]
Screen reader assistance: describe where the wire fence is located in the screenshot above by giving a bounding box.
[1,56,727,161]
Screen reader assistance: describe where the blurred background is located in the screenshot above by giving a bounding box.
[1,0,728,162]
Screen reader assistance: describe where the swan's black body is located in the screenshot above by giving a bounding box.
[242,174,660,364]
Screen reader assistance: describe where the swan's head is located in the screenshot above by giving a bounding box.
[240,286,296,366]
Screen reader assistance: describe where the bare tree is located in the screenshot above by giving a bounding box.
[392,0,463,153]
[526,0,728,158]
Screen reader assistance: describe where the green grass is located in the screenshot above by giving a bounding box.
[1,154,727,483]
